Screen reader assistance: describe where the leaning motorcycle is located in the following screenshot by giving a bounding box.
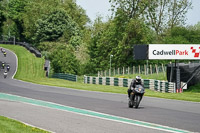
[128,85,145,108]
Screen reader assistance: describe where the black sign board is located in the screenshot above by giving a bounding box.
[133,45,148,60]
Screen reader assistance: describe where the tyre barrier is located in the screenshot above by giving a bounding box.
[83,76,186,93]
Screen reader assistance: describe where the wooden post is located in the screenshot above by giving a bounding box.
[105,70,106,77]
[162,64,165,77]
[144,65,146,75]
[118,68,120,75]
[146,60,149,75]
[139,65,141,75]
[109,69,111,77]
[123,67,125,75]
[114,68,115,76]
[150,65,152,75]
[155,64,158,75]
[128,67,130,75]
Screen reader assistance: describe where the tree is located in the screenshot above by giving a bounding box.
[0,1,6,34]
[34,9,80,43]
[163,26,200,44]
[86,15,154,74]
[147,0,168,35]
[109,0,192,35]
[168,0,192,29]
[109,0,149,19]
[60,0,89,29]
[146,0,192,35]
[22,0,88,43]
[7,0,28,40]
[193,21,200,30]
[22,0,60,42]
[50,44,80,75]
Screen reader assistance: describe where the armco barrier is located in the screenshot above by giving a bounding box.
[83,76,186,93]
[0,41,42,57]
[52,73,77,82]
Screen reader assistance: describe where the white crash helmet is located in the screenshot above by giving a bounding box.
[136,76,141,82]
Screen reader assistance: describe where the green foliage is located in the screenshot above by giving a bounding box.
[60,0,89,29]
[86,16,154,74]
[68,35,82,47]
[7,0,27,21]
[186,83,200,93]
[7,0,28,40]
[38,41,83,75]
[22,0,60,41]
[164,26,200,44]
[146,0,192,35]
[1,0,88,43]
[35,9,74,42]
[49,44,80,75]
[0,3,5,34]
[109,0,149,19]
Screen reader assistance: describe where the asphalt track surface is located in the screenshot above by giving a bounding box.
[0,48,200,133]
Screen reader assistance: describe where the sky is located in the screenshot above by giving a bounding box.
[76,0,200,26]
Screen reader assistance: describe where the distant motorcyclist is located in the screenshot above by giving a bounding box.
[6,64,10,72]
[4,71,8,78]
[1,48,5,53]
[3,52,6,57]
[2,62,5,69]
[127,76,143,100]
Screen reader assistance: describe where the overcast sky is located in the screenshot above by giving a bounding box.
[76,0,200,26]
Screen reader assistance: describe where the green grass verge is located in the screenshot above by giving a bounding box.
[1,44,200,102]
[0,116,49,133]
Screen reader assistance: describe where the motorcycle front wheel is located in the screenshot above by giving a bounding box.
[128,94,134,108]
[134,95,141,109]
[128,100,133,108]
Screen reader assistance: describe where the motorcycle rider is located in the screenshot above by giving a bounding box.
[127,76,143,100]
[2,62,5,69]
[7,64,10,72]
[3,52,6,57]
[4,71,8,78]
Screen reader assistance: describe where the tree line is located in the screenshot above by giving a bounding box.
[0,0,200,76]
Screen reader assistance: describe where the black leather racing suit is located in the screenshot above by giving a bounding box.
[127,79,143,98]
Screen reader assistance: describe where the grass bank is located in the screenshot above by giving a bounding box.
[1,44,200,102]
[0,116,49,133]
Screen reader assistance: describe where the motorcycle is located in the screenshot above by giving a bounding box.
[128,85,145,108]
[4,73,7,78]
[7,66,10,72]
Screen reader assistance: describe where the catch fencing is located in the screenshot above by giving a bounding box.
[84,76,187,93]
[98,64,166,77]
